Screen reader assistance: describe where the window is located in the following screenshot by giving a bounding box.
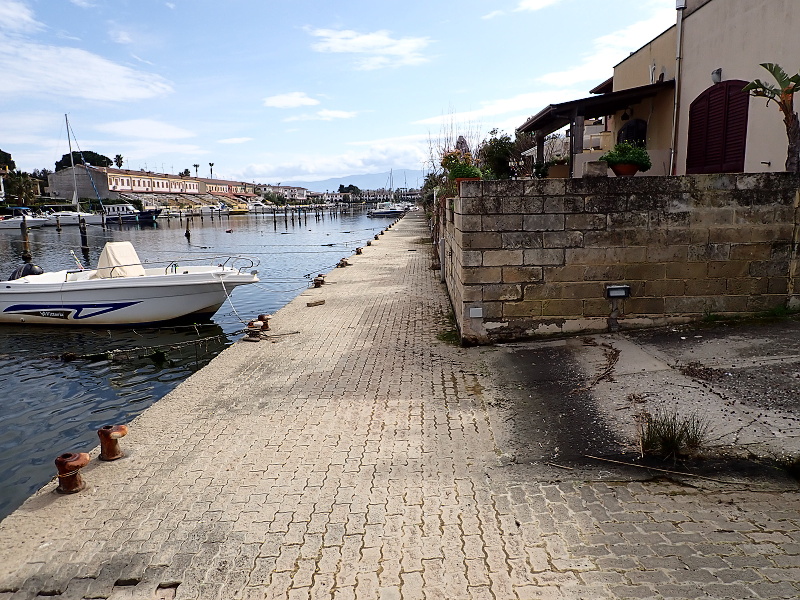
[686,80,749,174]
[617,119,647,146]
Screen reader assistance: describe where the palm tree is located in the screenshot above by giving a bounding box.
[114,154,124,169]
[193,163,199,177]
[209,162,214,178]
[744,63,800,173]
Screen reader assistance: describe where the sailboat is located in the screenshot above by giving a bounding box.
[42,115,105,226]
[367,169,407,217]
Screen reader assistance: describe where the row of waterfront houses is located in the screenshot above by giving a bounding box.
[47,166,309,204]
[45,165,419,206]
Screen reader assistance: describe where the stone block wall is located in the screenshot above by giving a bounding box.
[440,173,800,344]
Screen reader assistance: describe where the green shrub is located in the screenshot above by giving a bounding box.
[448,163,482,179]
[599,142,652,171]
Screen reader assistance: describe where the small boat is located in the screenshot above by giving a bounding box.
[42,209,104,226]
[0,208,50,229]
[367,202,407,218]
[0,241,259,325]
[103,203,162,223]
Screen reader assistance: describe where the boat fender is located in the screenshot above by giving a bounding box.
[8,262,44,281]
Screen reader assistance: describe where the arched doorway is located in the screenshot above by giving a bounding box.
[686,80,750,174]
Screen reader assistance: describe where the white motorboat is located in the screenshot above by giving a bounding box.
[43,209,104,226]
[0,215,50,229]
[0,208,50,229]
[367,202,407,218]
[0,241,259,325]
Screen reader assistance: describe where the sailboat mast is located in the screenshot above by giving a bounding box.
[66,114,79,208]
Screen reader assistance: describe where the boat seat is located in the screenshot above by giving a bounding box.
[91,241,146,278]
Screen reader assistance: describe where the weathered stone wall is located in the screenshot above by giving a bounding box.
[441,173,800,344]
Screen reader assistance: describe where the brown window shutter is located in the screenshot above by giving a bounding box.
[686,80,750,174]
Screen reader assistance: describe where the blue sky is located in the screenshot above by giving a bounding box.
[0,0,676,185]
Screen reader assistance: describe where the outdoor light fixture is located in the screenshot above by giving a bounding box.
[469,307,484,318]
[711,68,723,84]
[605,284,631,299]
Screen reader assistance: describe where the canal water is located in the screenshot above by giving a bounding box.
[0,209,397,520]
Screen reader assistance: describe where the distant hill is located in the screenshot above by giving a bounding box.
[287,170,425,193]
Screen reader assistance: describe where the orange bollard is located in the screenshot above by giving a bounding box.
[55,452,91,494]
[98,424,129,461]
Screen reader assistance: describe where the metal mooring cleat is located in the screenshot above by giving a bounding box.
[55,452,91,494]
[98,424,129,461]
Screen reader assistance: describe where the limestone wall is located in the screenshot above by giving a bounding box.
[441,173,800,344]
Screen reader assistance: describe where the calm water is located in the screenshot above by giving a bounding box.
[0,209,396,520]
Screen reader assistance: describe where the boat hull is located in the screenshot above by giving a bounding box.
[42,212,105,226]
[0,268,257,325]
[0,217,49,229]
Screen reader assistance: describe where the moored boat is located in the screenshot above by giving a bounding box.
[0,241,258,325]
[0,207,49,229]
[367,202,407,218]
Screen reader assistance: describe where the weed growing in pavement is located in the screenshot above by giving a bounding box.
[638,409,710,463]
[436,310,461,345]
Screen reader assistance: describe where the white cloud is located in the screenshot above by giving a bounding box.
[0,0,43,33]
[218,137,253,144]
[515,0,564,11]
[94,119,194,140]
[538,5,675,86]
[70,0,95,7]
[307,28,431,70]
[109,28,133,44]
[482,10,505,19]
[263,92,320,108]
[0,38,173,101]
[284,109,357,122]
[237,143,427,183]
[165,2,176,8]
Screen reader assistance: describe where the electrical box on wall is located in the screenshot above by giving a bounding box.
[469,307,483,318]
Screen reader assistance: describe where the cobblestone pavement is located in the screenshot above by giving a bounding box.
[1,213,799,600]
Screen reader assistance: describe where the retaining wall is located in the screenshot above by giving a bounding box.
[440,173,800,344]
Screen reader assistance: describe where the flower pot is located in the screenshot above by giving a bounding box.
[546,164,569,179]
[610,163,639,177]
[455,177,480,195]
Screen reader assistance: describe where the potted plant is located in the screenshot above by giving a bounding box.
[442,150,482,179]
[547,155,569,178]
[599,141,652,177]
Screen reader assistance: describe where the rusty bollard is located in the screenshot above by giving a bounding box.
[355,247,363,255]
[374,234,379,240]
[258,314,272,331]
[366,240,372,246]
[244,319,263,342]
[98,424,129,461]
[55,452,91,494]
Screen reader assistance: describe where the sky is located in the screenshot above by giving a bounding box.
[0,0,678,187]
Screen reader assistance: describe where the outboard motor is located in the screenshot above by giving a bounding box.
[9,254,44,281]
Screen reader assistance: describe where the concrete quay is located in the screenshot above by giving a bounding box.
[1,212,800,599]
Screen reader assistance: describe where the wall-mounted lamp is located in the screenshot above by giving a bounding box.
[711,68,723,84]
[605,284,631,299]
[621,109,631,121]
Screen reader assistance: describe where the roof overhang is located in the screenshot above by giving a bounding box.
[516,80,675,137]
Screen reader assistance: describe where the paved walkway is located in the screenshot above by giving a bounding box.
[1,213,799,599]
